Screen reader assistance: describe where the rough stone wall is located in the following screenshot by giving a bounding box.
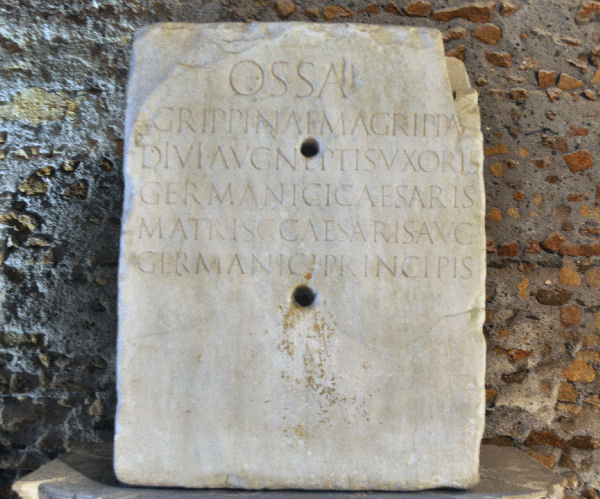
[0,0,599,496]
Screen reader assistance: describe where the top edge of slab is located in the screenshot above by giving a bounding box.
[132,22,445,44]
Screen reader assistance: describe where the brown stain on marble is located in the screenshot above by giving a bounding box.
[279,298,351,423]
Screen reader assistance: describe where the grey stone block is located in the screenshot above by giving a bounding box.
[12,444,565,498]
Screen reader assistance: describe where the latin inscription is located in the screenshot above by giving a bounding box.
[227,59,356,97]
[136,182,476,208]
[146,107,462,136]
[139,144,472,173]
[135,218,474,245]
[135,251,473,279]
[128,59,478,280]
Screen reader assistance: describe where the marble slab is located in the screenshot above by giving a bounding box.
[13,444,567,498]
[115,22,486,490]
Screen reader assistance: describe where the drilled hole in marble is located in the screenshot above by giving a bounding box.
[293,285,316,307]
[300,137,319,158]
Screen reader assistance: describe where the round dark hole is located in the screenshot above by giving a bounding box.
[293,285,316,307]
[300,137,319,158]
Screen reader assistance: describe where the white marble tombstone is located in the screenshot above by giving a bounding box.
[115,22,486,490]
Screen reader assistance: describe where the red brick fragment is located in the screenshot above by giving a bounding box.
[553,137,568,153]
[563,150,593,172]
[498,241,519,256]
[583,488,600,499]
[575,1,600,23]
[567,435,600,449]
[542,232,567,252]
[517,278,529,298]
[404,0,432,16]
[360,2,379,13]
[558,382,578,402]
[507,348,531,361]
[510,87,528,102]
[500,0,517,14]
[528,451,555,468]
[432,1,495,23]
[569,126,588,136]
[524,240,541,254]
[532,157,551,169]
[564,358,596,382]
[558,265,581,286]
[382,2,400,14]
[558,73,585,90]
[559,451,576,469]
[581,226,600,236]
[485,388,498,403]
[486,207,502,222]
[485,143,509,156]
[443,26,468,42]
[446,44,465,61]
[559,242,600,256]
[561,305,582,326]
[323,5,353,19]
[524,430,566,449]
[473,23,501,45]
[485,51,512,67]
[543,231,600,255]
[535,287,572,306]
[275,0,295,18]
[483,435,514,446]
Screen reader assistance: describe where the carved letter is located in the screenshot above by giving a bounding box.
[142,145,161,169]
[296,61,315,97]
[137,251,156,273]
[270,61,289,97]
[317,62,348,98]
[229,60,264,96]
[152,107,173,131]
[140,182,160,205]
